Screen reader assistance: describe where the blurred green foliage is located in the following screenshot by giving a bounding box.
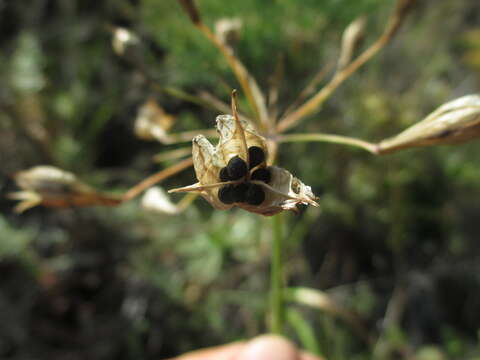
[2,0,480,359]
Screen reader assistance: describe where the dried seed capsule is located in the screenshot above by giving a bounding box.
[218,185,235,204]
[250,167,271,183]
[248,146,265,169]
[219,167,232,182]
[245,183,265,205]
[232,183,248,203]
[227,156,248,180]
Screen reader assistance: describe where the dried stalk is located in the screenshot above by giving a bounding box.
[123,157,194,201]
[277,0,417,132]
[279,133,379,154]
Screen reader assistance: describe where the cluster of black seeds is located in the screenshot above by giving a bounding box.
[218,146,271,206]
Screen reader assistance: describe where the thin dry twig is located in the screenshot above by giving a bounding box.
[277,0,417,132]
[123,157,194,201]
[279,133,379,154]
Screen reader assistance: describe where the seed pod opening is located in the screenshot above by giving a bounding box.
[245,183,265,205]
[251,167,271,183]
[169,93,318,216]
[248,146,266,169]
[232,183,248,203]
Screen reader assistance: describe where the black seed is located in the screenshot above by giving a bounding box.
[218,185,235,204]
[248,146,265,169]
[219,167,232,182]
[227,156,247,180]
[232,183,248,203]
[251,167,271,183]
[245,183,265,205]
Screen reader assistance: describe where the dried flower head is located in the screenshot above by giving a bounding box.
[8,166,121,212]
[378,94,480,154]
[169,93,318,216]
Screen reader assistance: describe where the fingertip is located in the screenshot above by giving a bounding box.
[299,350,326,360]
[234,334,299,360]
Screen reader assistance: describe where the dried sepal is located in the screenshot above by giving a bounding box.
[134,98,176,144]
[378,94,480,154]
[141,186,196,215]
[169,96,318,216]
[8,166,121,212]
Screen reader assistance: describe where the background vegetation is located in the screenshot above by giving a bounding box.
[1,0,480,359]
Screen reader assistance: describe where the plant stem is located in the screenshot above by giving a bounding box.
[270,213,285,334]
[279,133,379,154]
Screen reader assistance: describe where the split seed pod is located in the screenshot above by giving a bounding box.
[169,93,318,216]
[378,94,480,154]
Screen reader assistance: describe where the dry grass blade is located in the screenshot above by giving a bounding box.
[123,157,194,201]
[277,0,417,132]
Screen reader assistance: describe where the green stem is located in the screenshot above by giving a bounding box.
[279,133,379,154]
[270,213,285,334]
